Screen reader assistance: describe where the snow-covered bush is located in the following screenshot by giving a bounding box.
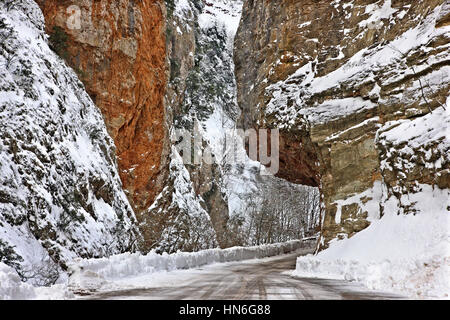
[294,186,450,299]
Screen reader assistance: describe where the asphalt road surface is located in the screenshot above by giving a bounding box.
[82,250,405,300]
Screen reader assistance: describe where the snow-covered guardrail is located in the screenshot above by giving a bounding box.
[68,240,314,291]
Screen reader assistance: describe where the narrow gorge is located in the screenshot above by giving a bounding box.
[0,0,448,298]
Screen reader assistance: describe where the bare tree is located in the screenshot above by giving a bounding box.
[241,179,320,246]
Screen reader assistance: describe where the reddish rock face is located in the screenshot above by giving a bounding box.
[36,0,167,213]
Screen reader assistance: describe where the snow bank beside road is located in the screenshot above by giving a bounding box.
[0,263,72,300]
[69,240,308,292]
[293,187,450,299]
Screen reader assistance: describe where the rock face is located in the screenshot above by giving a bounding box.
[4,0,445,269]
[0,0,139,279]
[148,0,321,252]
[35,0,168,215]
[145,0,241,251]
[0,0,324,264]
[235,0,450,249]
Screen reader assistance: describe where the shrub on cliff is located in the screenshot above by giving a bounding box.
[0,240,23,272]
[48,26,68,60]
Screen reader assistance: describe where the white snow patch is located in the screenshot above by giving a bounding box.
[300,98,377,126]
[294,186,450,299]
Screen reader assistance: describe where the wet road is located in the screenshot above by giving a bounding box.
[83,250,405,300]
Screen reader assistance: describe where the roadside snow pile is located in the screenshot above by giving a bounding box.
[68,240,305,291]
[265,3,449,130]
[198,0,242,43]
[0,263,72,300]
[294,186,450,299]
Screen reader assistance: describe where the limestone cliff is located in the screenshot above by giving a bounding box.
[35,0,168,216]
[32,0,239,253]
[14,0,329,257]
[0,0,139,280]
[147,0,320,251]
[0,0,322,279]
[235,0,450,249]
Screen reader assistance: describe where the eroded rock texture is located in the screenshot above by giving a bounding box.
[235,0,450,249]
[35,0,168,215]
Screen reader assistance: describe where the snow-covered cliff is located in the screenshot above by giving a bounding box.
[235,0,449,250]
[0,0,139,283]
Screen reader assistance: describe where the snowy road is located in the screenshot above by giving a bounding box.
[81,250,405,300]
